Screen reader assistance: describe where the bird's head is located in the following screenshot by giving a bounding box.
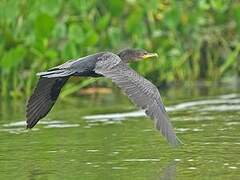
[117,48,158,63]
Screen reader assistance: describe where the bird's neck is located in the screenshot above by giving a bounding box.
[117,52,130,63]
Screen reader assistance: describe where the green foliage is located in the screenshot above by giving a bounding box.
[0,0,239,98]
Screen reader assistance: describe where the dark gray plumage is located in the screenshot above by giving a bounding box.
[26,77,69,128]
[95,53,180,145]
[26,49,181,146]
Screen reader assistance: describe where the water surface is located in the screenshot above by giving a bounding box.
[0,83,239,179]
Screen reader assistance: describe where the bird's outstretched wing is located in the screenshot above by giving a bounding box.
[26,76,69,128]
[95,53,180,146]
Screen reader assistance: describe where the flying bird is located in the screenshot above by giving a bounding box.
[26,49,181,146]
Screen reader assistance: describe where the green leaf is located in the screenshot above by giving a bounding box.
[34,13,55,39]
[0,0,20,23]
[29,0,61,16]
[0,46,26,72]
[198,0,210,10]
[62,42,77,59]
[220,44,240,76]
[234,5,240,32]
[83,31,99,46]
[210,0,227,12]
[96,14,110,30]
[68,23,84,44]
[125,7,144,33]
[70,0,96,12]
[105,0,124,16]
[60,78,97,98]
[53,23,67,39]
[164,6,180,29]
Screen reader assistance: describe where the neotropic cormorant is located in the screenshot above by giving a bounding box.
[26,49,181,146]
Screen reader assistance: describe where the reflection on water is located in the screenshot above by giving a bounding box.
[159,161,177,180]
[84,93,240,122]
[44,124,80,128]
[1,120,80,134]
[3,93,240,131]
[3,120,64,127]
[0,84,239,179]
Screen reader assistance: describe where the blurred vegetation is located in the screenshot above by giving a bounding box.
[0,0,240,99]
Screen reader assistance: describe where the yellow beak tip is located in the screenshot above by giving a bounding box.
[142,53,158,59]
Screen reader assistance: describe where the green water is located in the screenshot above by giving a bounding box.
[0,83,239,179]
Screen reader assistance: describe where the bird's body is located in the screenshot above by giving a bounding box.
[26,49,181,146]
[38,52,105,78]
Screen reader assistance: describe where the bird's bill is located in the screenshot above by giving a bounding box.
[142,53,158,59]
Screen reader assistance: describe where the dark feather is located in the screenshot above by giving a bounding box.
[26,77,69,128]
[95,53,181,146]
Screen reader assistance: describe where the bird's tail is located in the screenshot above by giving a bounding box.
[37,69,74,78]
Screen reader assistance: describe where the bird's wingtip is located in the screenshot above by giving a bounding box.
[170,136,183,148]
[26,120,31,129]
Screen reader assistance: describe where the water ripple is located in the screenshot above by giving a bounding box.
[84,93,240,122]
[123,158,161,162]
[1,120,80,134]
[44,124,79,128]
